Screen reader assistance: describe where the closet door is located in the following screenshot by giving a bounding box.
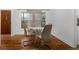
[1,10,11,34]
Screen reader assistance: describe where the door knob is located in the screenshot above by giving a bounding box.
[5,16,7,20]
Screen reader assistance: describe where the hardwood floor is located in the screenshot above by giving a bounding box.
[0,34,73,50]
[1,35,36,50]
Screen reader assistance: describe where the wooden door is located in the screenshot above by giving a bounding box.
[1,10,11,34]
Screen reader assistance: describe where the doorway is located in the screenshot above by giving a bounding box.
[1,10,11,34]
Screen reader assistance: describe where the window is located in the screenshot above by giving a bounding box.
[21,13,32,20]
[21,12,46,28]
[21,13,32,28]
[41,13,46,27]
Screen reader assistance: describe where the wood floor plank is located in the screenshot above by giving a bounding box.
[0,34,75,50]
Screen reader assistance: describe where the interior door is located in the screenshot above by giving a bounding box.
[1,10,11,34]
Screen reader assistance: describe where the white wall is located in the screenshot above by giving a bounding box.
[46,9,77,48]
[11,10,24,36]
[75,9,79,45]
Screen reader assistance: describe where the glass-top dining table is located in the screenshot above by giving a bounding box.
[27,27,44,35]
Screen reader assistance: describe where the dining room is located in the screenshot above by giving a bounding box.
[0,9,78,50]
